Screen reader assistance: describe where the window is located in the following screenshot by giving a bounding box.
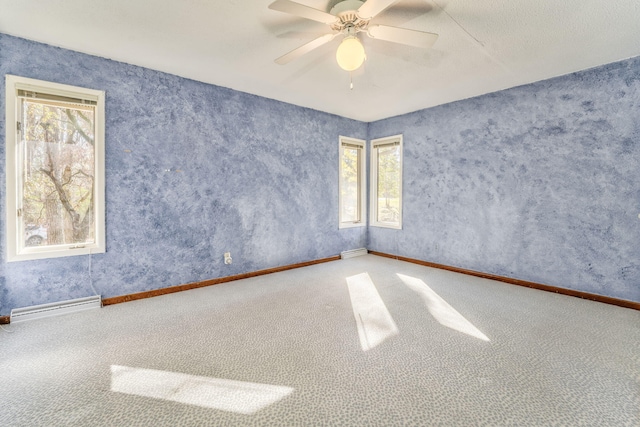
[5,75,105,261]
[370,135,403,229]
[339,136,366,228]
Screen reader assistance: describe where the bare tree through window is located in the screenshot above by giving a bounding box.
[21,99,96,247]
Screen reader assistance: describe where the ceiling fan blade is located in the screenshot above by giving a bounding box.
[268,0,337,24]
[357,0,400,19]
[367,25,438,48]
[275,33,338,65]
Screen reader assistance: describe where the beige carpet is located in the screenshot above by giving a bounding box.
[1,254,639,426]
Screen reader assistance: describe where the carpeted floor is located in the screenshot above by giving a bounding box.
[1,254,639,426]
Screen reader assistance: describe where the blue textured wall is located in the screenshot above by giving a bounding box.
[0,34,367,315]
[1,34,639,316]
[369,57,640,302]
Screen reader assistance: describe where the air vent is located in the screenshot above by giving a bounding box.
[341,248,368,259]
[10,295,102,323]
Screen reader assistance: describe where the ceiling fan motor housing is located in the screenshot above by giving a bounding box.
[330,0,369,33]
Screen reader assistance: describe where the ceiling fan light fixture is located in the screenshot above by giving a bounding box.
[336,36,366,71]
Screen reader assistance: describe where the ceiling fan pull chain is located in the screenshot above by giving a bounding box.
[350,71,354,90]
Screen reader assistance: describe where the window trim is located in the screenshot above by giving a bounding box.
[370,134,403,230]
[5,75,106,262]
[338,136,366,229]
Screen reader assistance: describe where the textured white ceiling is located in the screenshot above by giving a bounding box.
[1,0,639,122]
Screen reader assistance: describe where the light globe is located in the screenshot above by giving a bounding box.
[336,36,365,71]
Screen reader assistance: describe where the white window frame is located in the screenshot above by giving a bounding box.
[370,134,403,229]
[339,136,366,229]
[5,75,105,262]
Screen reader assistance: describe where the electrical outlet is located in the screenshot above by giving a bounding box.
[224,252,232,265]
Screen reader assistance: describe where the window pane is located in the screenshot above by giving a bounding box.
[376,145,400,224]
[341,146,360,222]
[21,99,96,247]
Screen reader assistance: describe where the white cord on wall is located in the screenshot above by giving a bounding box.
[88,254,100,302]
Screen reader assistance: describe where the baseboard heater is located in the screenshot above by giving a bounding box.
[341,248,368,259]
[10,295,102,323]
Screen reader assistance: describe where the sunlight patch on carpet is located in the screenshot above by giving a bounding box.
[397,273,490,341]
[347,272,399,351]
[110,365,294,414]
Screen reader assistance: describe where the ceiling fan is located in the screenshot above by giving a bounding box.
[269,0,438,72]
